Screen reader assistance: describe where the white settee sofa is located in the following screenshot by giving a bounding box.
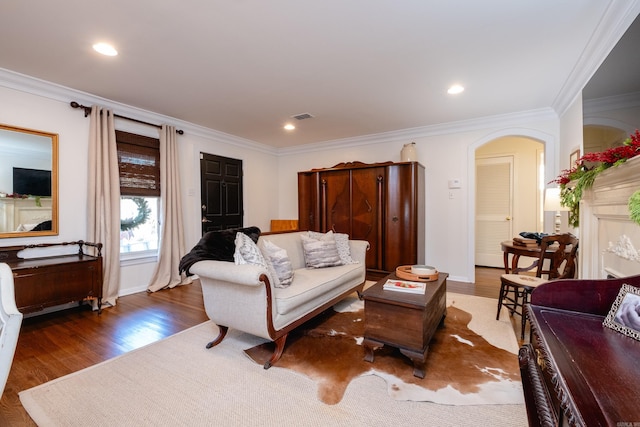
[189,230,368,368]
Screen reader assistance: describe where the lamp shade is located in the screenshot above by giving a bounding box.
[544,187,569,212]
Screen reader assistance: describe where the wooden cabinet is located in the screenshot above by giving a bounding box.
[298,161,424,276]
[519,276,640,426]
[0,241,103,314]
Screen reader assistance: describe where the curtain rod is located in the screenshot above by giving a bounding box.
[70,101,184,135]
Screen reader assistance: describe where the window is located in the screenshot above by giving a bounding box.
[116,131,160,255]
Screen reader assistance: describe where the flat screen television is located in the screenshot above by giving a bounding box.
[13,167,51,197]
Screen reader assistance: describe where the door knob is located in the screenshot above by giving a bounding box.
[505,216,511,221]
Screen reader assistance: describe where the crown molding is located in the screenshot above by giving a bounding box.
[553,0,640,116]
[583,91,640,116]
[2,67,559,158]
[0,68,278,156]
[278,107,557,156]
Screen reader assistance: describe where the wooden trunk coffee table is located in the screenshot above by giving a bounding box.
[362,272,448,378]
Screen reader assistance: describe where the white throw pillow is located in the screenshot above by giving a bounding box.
[233,232,280,285]
[308,230,357,264]
[300,233,342,268]
[261,240,294,288]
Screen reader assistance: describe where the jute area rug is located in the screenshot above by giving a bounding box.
[20,293,527,427]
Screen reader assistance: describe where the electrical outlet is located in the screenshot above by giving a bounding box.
[449,191,454,199]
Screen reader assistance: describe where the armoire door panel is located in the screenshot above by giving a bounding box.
[350,167,384,269]
[322,170,351,233]
[384,163,424,270]
[297,173,320,231]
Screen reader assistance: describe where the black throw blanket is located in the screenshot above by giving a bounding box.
[179,226,261,276]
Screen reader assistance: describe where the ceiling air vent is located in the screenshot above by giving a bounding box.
[292,113,314,120]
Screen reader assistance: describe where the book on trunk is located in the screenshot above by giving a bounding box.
[383,279,426,294]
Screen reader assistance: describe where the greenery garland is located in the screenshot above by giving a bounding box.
[629,190,640,227]
[559,165,603,228]
[554,130,640,228]
[120,197,151,232]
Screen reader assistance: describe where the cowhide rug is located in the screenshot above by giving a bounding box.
[245,292,524,406]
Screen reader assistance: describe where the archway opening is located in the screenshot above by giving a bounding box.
[474,136,545,270]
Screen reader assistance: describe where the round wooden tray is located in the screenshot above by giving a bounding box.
[395,265,439,282]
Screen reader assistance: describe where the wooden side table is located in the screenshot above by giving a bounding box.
[362,272,448,378]
[500,240,570,274]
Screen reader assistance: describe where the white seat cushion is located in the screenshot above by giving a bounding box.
[274,263,363,316]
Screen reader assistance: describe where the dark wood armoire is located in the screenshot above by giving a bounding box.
[298,161,425,278]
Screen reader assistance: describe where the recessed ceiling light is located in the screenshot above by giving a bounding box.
[284,123,295,130]
[447,84,464,95]
[93,42,118,56]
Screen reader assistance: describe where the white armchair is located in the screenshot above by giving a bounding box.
[0,263,22,397]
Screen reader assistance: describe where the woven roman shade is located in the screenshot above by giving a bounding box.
[115,130,160,197]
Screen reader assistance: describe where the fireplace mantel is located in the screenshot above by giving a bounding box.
[580,156,640,278]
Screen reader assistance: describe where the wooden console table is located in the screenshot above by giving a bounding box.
[0,241,103,314]
[520,275,640,426]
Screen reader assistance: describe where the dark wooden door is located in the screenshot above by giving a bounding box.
[200,153,243,234]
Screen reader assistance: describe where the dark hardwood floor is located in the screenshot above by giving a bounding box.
[0,267,510,426]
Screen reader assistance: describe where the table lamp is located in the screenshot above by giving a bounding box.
[544,187,569,234]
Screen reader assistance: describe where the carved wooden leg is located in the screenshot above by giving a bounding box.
[362,338,383,363]
[399,347,428,379]
[206,325,229,349]
[264,333,288,369]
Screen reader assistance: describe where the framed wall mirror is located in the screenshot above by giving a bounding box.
[0,124,58,238]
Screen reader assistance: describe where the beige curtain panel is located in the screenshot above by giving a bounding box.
[147,125,191,292]
[87,106,122,306]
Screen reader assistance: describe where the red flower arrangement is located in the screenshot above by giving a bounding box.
[580,128,640,164]
[551,129,640,227]
[552,129,640,185]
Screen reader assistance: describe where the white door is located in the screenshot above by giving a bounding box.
[475,156,513,267]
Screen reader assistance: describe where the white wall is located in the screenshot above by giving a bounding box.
[0,82,279,296]
[557,94,585,237]
[276,115,560,283]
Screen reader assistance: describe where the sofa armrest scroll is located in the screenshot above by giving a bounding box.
[190,260,269,287]
[349,239,369,265]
